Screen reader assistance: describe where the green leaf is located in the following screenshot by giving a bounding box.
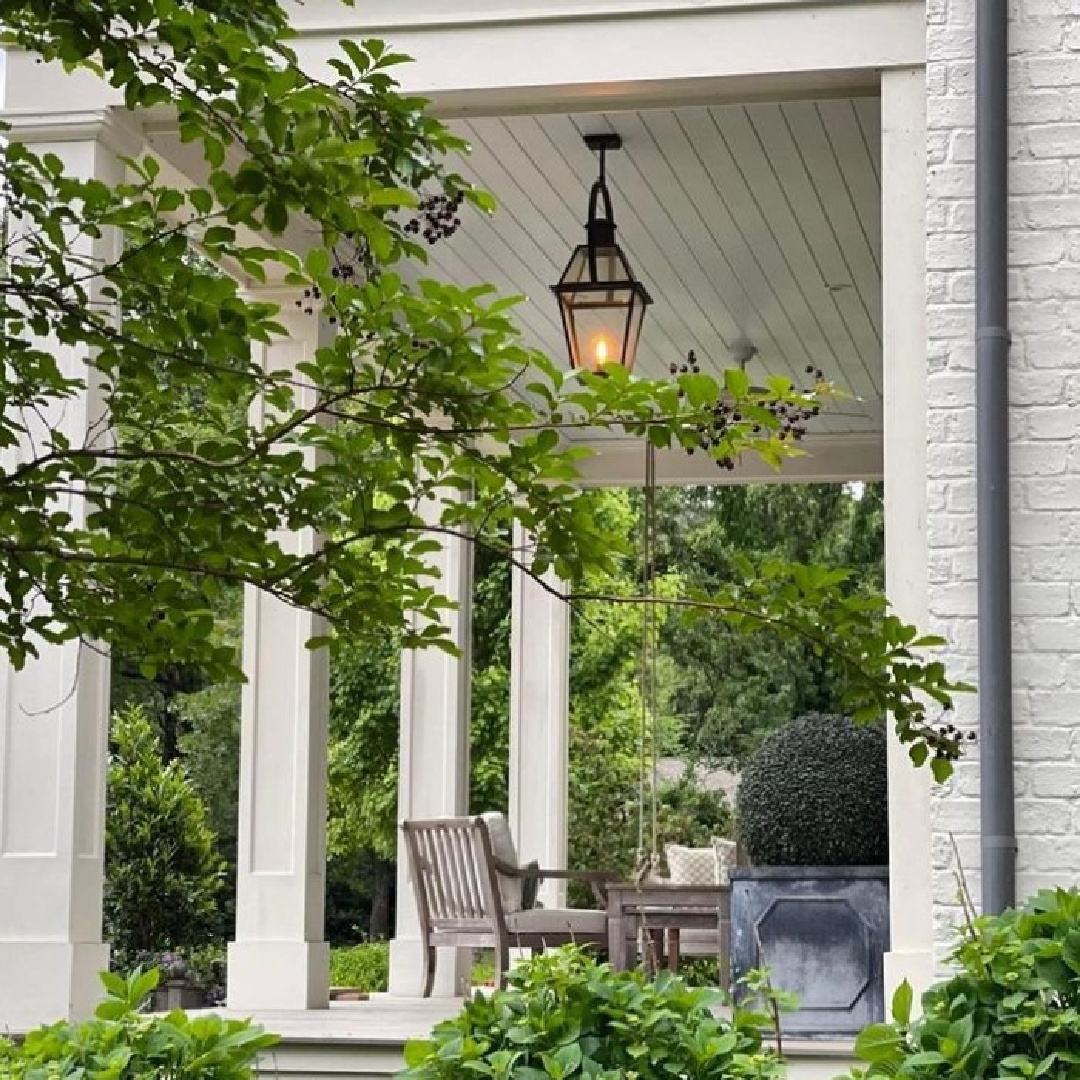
[891,980,913,1026]
[931,757,953,783]
[854,1024,901,1063]
[404,1040,435,1067]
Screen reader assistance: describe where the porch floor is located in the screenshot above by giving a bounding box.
[198,996,854,1080]
[205,995,462,1044]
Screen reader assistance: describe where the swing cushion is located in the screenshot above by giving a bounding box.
[665,843,718,886]
[712,837,737,887]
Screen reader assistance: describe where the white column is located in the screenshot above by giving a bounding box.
[227,303,331,1010]
[881,67,935,1000]
[508,523,570,908]
[0,113,133,1029]
[389,493,473,997]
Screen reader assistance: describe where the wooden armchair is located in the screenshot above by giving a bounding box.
[402,815,616,996]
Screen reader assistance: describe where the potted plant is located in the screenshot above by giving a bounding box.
[731,712,889,1040]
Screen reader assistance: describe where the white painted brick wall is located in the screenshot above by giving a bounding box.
[926,0,1080,961]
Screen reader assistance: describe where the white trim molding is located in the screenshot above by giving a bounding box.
[574,432,883,487]
[291,1,924,115]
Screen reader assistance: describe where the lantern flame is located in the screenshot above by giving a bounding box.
[594,338,609,366]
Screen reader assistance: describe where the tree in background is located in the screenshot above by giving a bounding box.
[104,706,224,963]
[658,483,884,768]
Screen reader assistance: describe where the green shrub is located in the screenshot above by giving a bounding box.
[330,941,390,991]
[403,946,783,1080]
[736,712,887,866]
[0,968,276,1079]
[657,779,734,849]
[851,888,1080,1079]
[105,705,225,962]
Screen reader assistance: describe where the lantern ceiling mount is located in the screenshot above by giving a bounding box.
[552,132,653,374]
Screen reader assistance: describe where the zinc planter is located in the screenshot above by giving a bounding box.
[730,865,889,1040]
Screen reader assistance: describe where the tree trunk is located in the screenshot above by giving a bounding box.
[368,857,393,940]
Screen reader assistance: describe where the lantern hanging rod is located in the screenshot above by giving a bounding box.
[584,132,623,183]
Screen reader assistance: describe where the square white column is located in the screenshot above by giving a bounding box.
[881,66,935,1001]
[0,114,132,1031]
[508,523,570,909]
[227,304,331,1010]
[389,493,473,997]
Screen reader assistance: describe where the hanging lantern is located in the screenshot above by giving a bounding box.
[553,133,652,373]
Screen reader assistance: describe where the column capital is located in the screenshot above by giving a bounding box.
[3,107,145,158]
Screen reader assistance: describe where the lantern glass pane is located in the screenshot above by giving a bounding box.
[622,292,647,371]
[558,244,633,287]
[561,296,635,372]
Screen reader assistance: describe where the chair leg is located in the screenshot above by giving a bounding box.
[422,945,436,998]
[494,944,510,990]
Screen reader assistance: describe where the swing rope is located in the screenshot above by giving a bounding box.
[636,439,661,877]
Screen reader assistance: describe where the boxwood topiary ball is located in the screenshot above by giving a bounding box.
[736,712,888,867]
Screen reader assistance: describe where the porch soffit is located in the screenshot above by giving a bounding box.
[290,0,898,486]
[2,0,899,486]
[407,100,883,466]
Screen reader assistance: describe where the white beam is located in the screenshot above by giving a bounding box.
[227,302,332,1011]
[508,524,570,908]
[880,66,934,1003]
[291,1,924,115]
[0,113,134,1031]
[389,495,474,997]
[574,432,882,488]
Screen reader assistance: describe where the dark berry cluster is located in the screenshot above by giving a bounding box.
[937,719,978,748]
[295,285,322,316]
[669,349,703,376]
[404,192,464,245]
[672,356,828,468]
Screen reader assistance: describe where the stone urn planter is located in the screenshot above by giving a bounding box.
[731,713,890,1040]
[151,979,206,1011]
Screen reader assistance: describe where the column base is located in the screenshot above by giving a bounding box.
[884,948,936,1012]
[0,941,109,1032]
[389,937,470,998]
[226,940,329,1010]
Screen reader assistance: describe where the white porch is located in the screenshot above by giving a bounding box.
[0,0,932,1059]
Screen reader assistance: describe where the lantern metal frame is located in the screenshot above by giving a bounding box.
[552,133,653,372]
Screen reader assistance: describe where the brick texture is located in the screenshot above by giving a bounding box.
[926,0,1080,961]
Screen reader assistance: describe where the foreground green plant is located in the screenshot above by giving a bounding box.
[0,968,276,1079]
[850,887,1080,1079]
[403,947,783,1080]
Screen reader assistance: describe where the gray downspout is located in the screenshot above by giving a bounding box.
[976,0,1016,914]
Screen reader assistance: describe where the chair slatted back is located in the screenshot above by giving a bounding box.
[403,817,504,935]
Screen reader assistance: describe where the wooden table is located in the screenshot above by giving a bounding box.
[606,882,731,987]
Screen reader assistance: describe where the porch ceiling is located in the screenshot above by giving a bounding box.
[419,97,884,449]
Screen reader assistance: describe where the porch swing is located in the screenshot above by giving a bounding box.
[605,438,738,981]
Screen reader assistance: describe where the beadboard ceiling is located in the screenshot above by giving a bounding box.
[417,96,884,441]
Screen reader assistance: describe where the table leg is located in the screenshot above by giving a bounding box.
[608,910,627,971]
[643,928,663,976]
[719,913,731,990]
[666,928,680,973]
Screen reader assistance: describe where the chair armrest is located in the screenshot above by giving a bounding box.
[493,860,618,904]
